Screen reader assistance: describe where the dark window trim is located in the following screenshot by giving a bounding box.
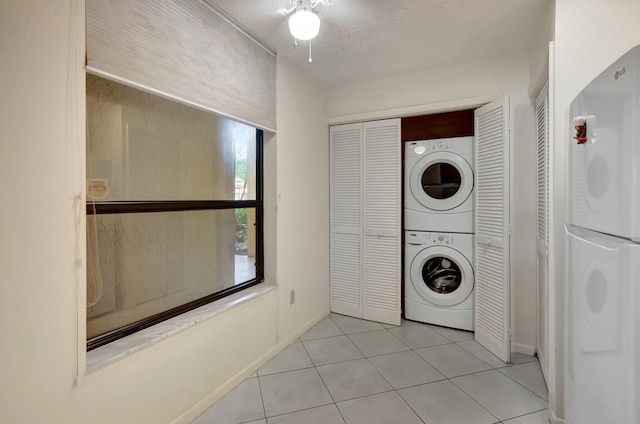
[87,278,263,351]
[255,130,265,278]
[87,129,265,352]
[86,200,261,215]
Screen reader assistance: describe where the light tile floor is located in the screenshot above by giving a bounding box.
[193,314,549,424]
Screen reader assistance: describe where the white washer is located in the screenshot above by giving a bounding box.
[404,231,474,331]
[405,137,475,233]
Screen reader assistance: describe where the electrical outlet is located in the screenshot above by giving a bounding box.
[289,290,295,305]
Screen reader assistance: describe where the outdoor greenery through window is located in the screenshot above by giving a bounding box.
[86,74,263,350]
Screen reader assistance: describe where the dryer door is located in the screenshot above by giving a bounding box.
[409,152,474,211]
[410,245,474,306]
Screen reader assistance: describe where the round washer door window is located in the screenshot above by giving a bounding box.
[422,256,462,294]
[410,246,473,307]
[410,152,473,211]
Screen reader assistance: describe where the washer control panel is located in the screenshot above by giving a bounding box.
[432,234,453,245]
[407,231,456,246]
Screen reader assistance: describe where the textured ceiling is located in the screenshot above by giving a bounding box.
[210,0,548,86]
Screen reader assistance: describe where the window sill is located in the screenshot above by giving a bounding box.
[85,282,276,374]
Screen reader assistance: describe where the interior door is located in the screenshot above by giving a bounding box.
[362,119,401,325]
[330,123,363,318]
[474,98,511,362]
[536,82,550,384]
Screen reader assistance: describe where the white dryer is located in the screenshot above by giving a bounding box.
[405,137,475,233]
[404,231,474,331]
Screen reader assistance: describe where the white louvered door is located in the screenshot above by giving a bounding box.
[362,119,401,325]
[330,123,363,318]
[330,119,401,325]
[535,82,550,384]
[474,98,511,362]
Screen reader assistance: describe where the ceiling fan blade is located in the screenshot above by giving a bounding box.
[277,5,296,15]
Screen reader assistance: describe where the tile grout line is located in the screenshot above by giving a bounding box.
[314,316,427,422]
[258,401,339,422]
[407,342,494,379]
[379,323,496,424]
[382,326,419,348]
[393,387,428,424]
[495,366,550,402]
[407,341,503,424]
[447,370,542,423]
[444,374,503,423]
[348,327,428,424]
[454,341,514,369]
[255,374,268,423]
[255,315,547,423]
[345,327,412,357]
[298,336,347,423]
[500,407,549,422]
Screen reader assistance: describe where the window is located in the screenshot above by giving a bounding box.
[86,74,263,350]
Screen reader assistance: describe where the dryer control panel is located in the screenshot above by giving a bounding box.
[405,137,474,158]
[407,139,452,155]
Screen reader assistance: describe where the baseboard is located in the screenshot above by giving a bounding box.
[172,307,329,424]
[550,411,567,424]
[513,342,536,356]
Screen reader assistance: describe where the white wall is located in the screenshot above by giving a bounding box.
[0,1,329,422]
[551,0,640,420]
[275,57,330,339]
[528,1,555,98]
[526,0,554,402]
[327,53,539,354]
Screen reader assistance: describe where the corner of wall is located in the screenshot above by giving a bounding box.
[275,55,330,341]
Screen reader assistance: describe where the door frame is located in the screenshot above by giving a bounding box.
[327,94,513,354]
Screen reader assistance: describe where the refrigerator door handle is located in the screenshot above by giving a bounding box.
[565,224,624,251]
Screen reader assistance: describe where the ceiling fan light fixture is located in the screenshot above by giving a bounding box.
[288,8,320,40]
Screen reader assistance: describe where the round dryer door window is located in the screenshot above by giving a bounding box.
[410,151,474,211]
[422,163,462,200]
[410,245,474,307]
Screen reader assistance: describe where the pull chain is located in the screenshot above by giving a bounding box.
[309,40,313,63]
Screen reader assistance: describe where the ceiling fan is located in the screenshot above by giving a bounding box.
[278,0,334,62]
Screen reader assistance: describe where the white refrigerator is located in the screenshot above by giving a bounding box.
[566,45,640,424]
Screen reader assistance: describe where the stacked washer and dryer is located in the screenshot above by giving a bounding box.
[404,137,475,331]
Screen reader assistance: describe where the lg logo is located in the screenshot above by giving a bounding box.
[615,67,626,80]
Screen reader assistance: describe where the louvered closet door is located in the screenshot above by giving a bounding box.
[536,82,550,384]
[474,98,511,362]
[362,119,401,325]
[330,123,363,317]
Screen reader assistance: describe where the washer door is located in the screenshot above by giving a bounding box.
[410,245,474,306]
[409,152,474,211]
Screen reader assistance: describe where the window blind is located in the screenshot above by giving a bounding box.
[86,0,276,132]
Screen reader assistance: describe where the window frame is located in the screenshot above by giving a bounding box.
[86,130,264,352]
